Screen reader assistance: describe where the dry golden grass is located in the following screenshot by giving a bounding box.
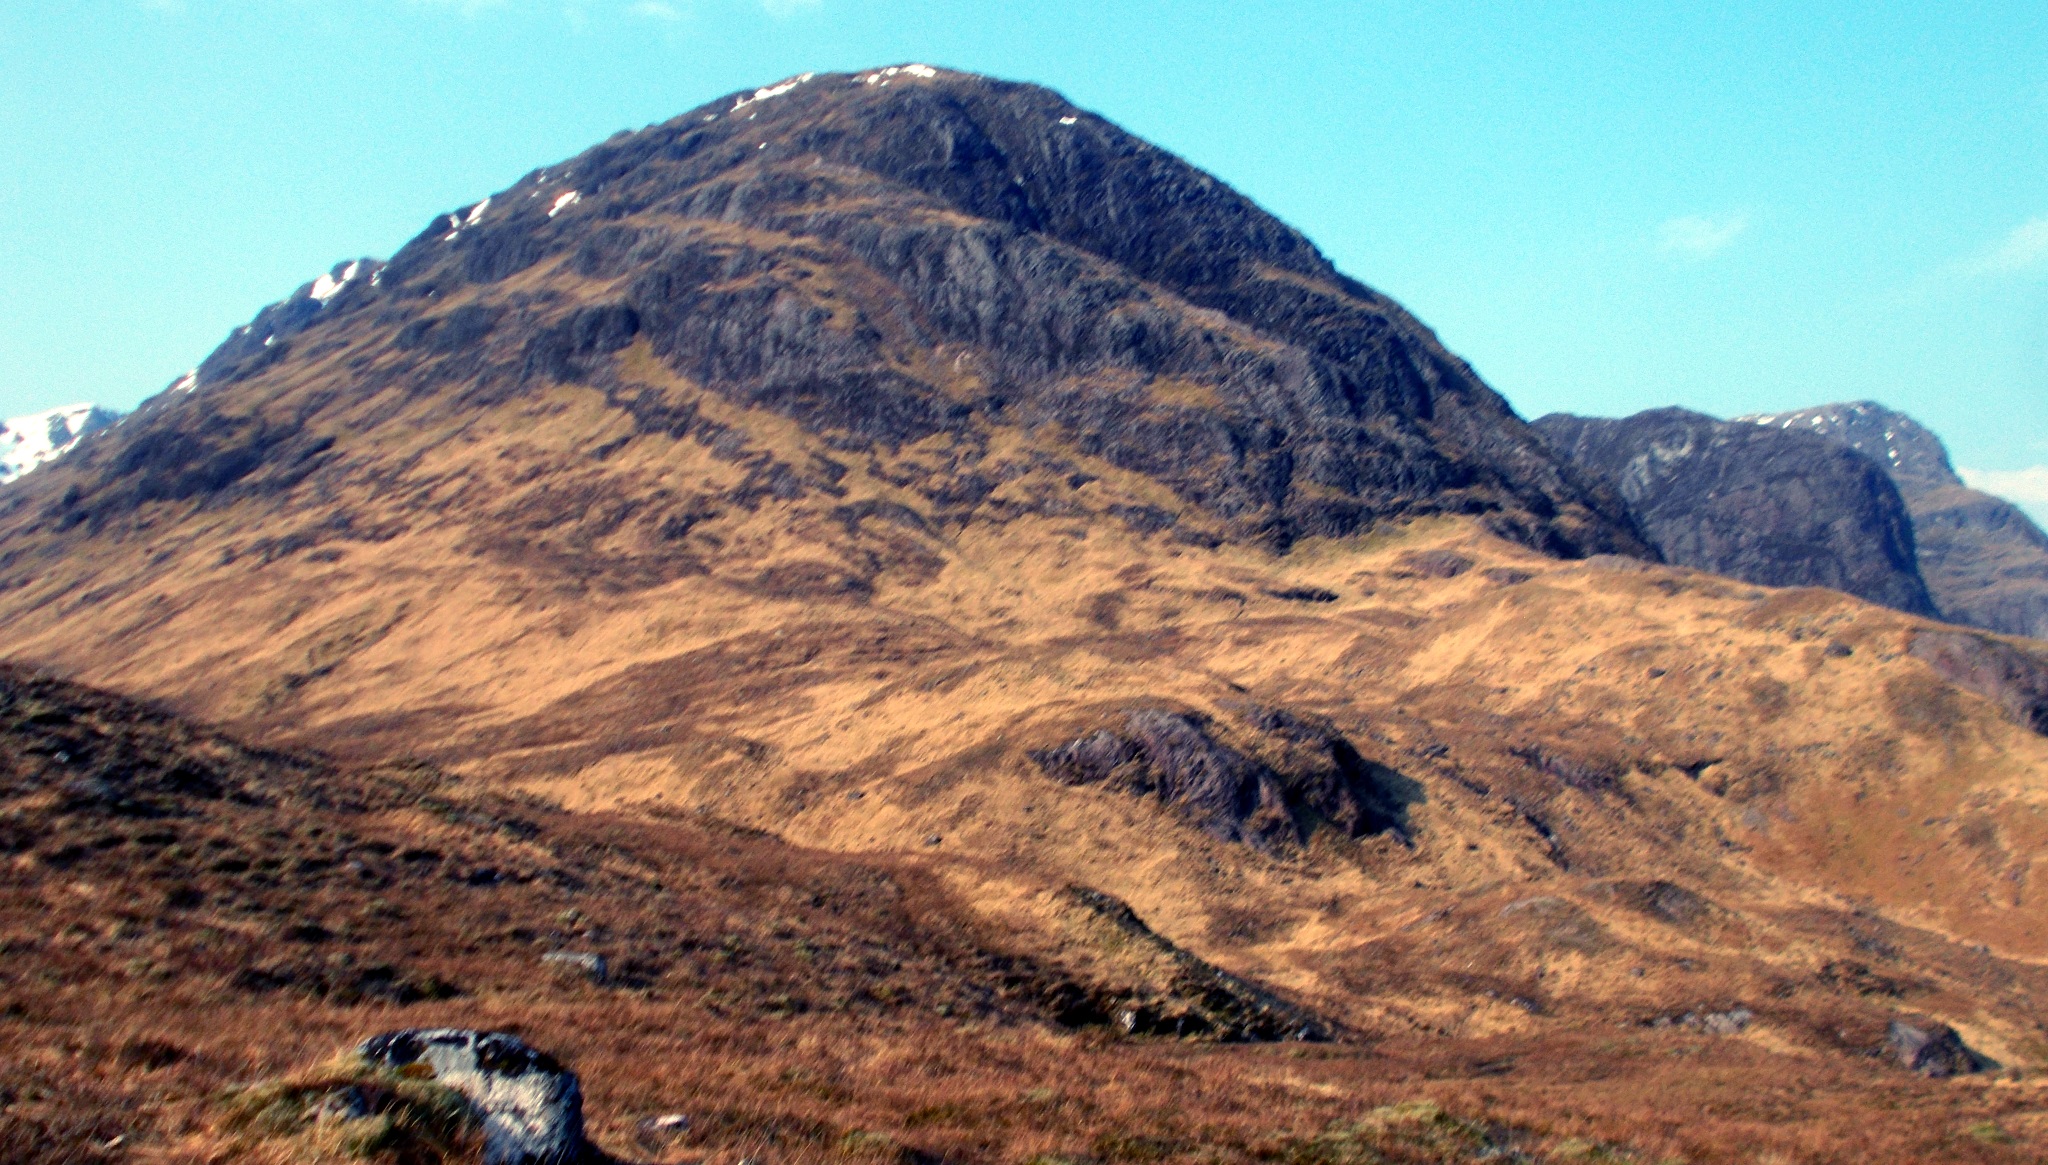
[3,666,2048,1164]
[2,271,2047,1160]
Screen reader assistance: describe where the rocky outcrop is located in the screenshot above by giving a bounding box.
[1533,408,1938,615]
[1884,1017,1994,1077]
[357,1029,587,1165]
[1030,706,1417,853]
[1060,886,1335,1042]
[1738,402,2048,640]
[1909,630,2048,736]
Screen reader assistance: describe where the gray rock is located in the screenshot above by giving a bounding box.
[1030,706,1417,853]
[1693,1008,1753,1035]
[1738,401,2048,640]
[1534,407,1938,616]
[1886,1017,1994,1078]
[636,1112,693,1151]
[541,950,609,985]
[357,1029,586,1165]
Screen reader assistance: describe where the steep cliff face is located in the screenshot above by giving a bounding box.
[1739,402,2048,639]
[1532,408,1938,616]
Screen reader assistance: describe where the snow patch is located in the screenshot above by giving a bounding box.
[465,197,492,226]
[733,73,813,112]
[172,370,198,394]
[549,190,582,218]
[0,403,120,485]
[858,64,940,85]
[1058,116,1078,125]
[309,260,362,305]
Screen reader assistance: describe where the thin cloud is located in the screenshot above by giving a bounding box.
[1959,466,2048,527]
[1657,213,1749,259]
[1966,217,2048,277]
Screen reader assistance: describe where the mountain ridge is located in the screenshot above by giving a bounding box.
[1531,406,1938,616]
[68,64,1642,560]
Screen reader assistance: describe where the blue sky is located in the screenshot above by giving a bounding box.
[4,1,2045,516]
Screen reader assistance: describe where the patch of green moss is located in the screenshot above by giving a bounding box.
[217,1054,480,1163]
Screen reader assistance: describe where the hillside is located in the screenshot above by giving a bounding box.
[1,66,2047,1162]
[6,665,2048,1163]
[1739,402,2048,640]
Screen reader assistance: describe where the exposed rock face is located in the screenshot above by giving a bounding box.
[1884,1017,1993,1078]
[357,1029,586,1165]
[1030,706,1416,852]
[1738,402,2048,639]
[14,67,1641,559]
[1533,408,1938,615]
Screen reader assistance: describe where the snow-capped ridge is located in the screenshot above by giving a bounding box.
[1,403,122,485]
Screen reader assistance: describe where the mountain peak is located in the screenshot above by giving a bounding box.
[1734,400,1961,490]
[59,66,1644,557]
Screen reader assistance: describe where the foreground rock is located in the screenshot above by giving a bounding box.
[1910,630,2048,735]
[358,1029,588,1165]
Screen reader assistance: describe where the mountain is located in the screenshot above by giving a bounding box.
[1738,401,2048,639]
[3,66,2048,1159]
[1531,407,1939,615]
[0,402,120,484]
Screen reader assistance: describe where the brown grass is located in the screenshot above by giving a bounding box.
[1,667,2046,1164]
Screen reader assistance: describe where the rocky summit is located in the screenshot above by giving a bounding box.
[3,67,2048,1165]
[13,65,1640,562]
[1739,401,2048,640]
[1532,406,1938,616]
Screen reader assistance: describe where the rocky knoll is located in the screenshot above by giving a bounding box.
[1532,407,1938,615]
[1738,401,2048,639]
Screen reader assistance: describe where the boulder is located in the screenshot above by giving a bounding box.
[1885,1017,1993,1078]
[541,950,609,985]
[1909,630,2048,736]
[357,1029,587,1164]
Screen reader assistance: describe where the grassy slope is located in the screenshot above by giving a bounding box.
[4,666,2048,1164]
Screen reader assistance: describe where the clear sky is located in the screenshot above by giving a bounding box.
[4,1,2046,516]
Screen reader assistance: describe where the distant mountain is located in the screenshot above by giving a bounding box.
[1531,407,1939,616]
[0,403,120,485]
[1737,402,2048,639]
